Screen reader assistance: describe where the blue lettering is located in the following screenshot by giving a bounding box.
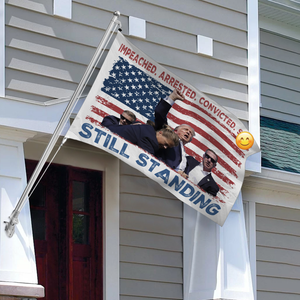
[193,194,211,208]
[168,175,185,191]
[155,169,170,184]
[136,153,149,167]
[189,191,201,202]
[205,204,221,215]
[120,143,130,159]
[179,183,195,197]
[79,123,93,139]
[109,137,119,153]
[149,159,160,172]
[94,128,107,143]
[103,134,111,148]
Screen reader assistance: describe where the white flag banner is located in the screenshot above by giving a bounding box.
[66,31,259,226]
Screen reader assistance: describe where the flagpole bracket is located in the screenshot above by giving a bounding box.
[116,21,122,31]
[4,210,19,238]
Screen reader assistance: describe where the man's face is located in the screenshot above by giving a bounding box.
[120,112,134,125]
[203,150,217,172]
[156,131,175,149]
[174,125,194,145]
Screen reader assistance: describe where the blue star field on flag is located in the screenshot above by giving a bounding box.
[101,56,172,121]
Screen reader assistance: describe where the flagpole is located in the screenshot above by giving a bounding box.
[4,11,122,238]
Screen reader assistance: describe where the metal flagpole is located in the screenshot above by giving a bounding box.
[4,11,122,238]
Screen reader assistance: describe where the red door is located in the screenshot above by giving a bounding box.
[27,161,103,300]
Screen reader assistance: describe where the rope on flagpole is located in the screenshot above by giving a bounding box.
[4,11,122,238]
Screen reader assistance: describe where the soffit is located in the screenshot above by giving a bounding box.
[259,0,300,28]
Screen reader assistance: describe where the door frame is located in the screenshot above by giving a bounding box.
[24,139,120,300]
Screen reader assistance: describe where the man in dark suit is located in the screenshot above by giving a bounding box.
[186,149,219,197]
[155,89,195,175]
[107,124,179,156]
[101,110,136,127]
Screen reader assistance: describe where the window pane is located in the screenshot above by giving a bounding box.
[72,181,88,212]
[31,210,46,240]
[29,184,45,207]
[73,214,89,244]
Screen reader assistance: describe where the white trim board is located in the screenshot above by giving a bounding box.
[248,0,261,173]
[24,139,120,300]
[243,167,300,209]
[260,15,300,41]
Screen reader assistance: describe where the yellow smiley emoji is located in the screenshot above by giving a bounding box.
[236,131,254,150]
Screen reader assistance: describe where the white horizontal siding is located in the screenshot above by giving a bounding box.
[257,247,300,267]
[5,0,249,125]
[260,30,300,124]
[120,245,182,267]
[5,2,109,101]
[120,262,182,283]
[120,278,182,299]
[120,162,183,300]
[77,0,247,37]
[120,229,182,252]
[257,291,300,300]
[120,211,182,236]
[256,204,300,300]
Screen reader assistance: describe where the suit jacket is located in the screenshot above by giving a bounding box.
[101,115,120,127]
[154,98,172,131]
[156,143,182,170]
[154,99,184,169]
[186,156,219,197]
[108,124,159,156]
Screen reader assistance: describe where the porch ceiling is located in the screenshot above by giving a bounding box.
[259,0,300,28]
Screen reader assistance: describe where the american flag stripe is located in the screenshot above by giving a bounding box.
[88,100,236,198]
[92,95,242,177]
[66,32,260,225]
[88,105,233,198]
[86,116,101,127]
[173,102,245,157]
[168,113,242,168]
[82,35,252,201]
[89,92,239,188]
[182,98,247,144]
[89,97,239,181]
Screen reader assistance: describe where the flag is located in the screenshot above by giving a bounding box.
[66,31,259,226]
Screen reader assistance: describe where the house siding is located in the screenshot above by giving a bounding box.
[5,0,249,122]
[260,30,300,125]
[3,0,250,299]
[256,203,300,300]
[120,162,183,299]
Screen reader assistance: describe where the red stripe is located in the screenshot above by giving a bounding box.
[174,103,245,158]
[94,96,143,123]
[95,95,124,114]
[86,116,102,126]
[90,105,235,186]
[91,106,107,118]
[87,111,231,199]
[183,99,249,152]
[169,113,242,169]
